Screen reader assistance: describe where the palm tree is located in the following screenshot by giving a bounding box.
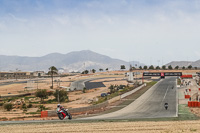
[48,66,58,89]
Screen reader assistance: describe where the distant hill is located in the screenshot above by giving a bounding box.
[0,50,145,72]
[165,61,193,68]
[165,60,200,68]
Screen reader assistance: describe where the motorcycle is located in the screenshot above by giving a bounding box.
[57,108,72,120]
[164,103,168,110]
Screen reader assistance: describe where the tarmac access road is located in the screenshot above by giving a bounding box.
[81,77,178,120]
[70,77,123,90]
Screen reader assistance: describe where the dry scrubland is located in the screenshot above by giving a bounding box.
[1,120,200,133]
[0,73,129,120]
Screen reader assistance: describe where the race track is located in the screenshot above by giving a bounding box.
[82,77,177,119]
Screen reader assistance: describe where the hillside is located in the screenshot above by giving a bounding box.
[0,50,144,72]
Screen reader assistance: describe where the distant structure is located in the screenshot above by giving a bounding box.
[0,71,45,80]
[25,80,35,91]
[127,65,134,82]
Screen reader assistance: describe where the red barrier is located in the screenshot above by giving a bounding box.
[199,88,200,91]
[185,95,190,99]
[192,101,195,107]
[189,89,191,92]
[188,101,200,107]
[41,111,48,118]
[188,101,192,107]
[181,75,193,78]
[195,101,198,107]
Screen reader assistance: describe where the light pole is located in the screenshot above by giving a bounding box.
[135,64,137,83]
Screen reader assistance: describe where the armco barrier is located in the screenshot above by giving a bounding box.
[41,111,48,118]
[47,84,146,117]
[189,89,191,92]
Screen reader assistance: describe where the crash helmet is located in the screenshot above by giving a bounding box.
[57,104,61,108]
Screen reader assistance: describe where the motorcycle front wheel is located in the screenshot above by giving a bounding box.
[58,113,64,120]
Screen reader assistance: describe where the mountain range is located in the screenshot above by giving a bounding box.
[165,60,200,68]
[0,50,145,72]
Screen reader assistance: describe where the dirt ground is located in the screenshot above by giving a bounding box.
[1,120,200,133]
[0,74,129,120]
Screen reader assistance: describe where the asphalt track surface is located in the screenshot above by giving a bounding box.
[81,77,177,120]
[70,77,122,90]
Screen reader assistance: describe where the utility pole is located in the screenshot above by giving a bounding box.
[57,90,59,103]
[37,75,39,90]
[135,64,137,83]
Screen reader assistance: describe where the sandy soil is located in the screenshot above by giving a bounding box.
[45,77,128,109]
[0,75,129,120]
[1,120,200,133]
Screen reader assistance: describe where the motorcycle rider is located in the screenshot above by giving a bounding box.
[57,104,69,117]
[164,103,168,110]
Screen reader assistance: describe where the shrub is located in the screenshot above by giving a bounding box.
[0,102,4,106]
[27,103,32,108]
[38,105,46,111]
[83,87,86,93]
[47,91,53,96]
[35,89,48,103]
[4,103,13,111]
[22,103,27,112]
[53,89,68,103]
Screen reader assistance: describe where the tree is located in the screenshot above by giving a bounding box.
[106,68,109,71]
[139,66,142,69]
[53,89,68,103]
[99,68,103,72]
[4,103,13,111]
[83,87,86,93]
[182,66,185,69]
[82,70,89,74]
[132,67,136,70]
[92,69,96,73]
[156,66,160,70]
[175,66,179,70]
[188,65,192,69]
[143,66,148,70]
[168,65,173,70]
[35,89,48,103]
[108,85,115,93]
[48,66,58,89]
[162,65,166,70]
[120,65,126,70]
[149,65,154,70]
[195,67,198,70]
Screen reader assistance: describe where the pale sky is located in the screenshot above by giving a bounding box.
[0,0,200,65]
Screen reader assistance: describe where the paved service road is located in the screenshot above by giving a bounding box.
[70,77,120,90]
[82,77,177,120]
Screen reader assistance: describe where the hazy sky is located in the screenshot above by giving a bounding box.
[0,0,200,65]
